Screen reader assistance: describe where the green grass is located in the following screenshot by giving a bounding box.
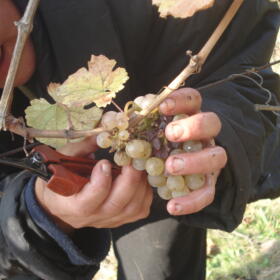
[207,198,280,280]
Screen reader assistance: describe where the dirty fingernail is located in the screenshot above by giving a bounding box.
[167,123,183,140]
[172,157,185,172]
[168,203,182,215]
[175,203,182,213]
[160,98,176,112]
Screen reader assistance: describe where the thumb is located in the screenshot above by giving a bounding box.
[58,136,98,157]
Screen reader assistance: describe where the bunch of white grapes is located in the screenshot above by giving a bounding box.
[96,111,130,150]
[96,94,206,200]
[128,138,206,200]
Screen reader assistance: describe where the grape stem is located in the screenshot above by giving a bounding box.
[0,0,40,130]
[5,116,106,140]
[129,0,244,127]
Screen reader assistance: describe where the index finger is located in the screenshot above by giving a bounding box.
[58,136,98,157]
[159,88,202,116]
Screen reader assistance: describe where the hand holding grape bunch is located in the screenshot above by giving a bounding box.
[35,87,227,232]
[159,88,227,215]
[96,87,227,215]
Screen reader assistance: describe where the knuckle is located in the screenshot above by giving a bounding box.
[207,112,222,131]
[123,166,143,182]
[78,207,93,217]
[213,146,228,168]
[192,114,205,134]
[221,149,228,166]
[124,203,141,218]
[105,199,124,215]
[189,89,202,104]
[72,203,93,217]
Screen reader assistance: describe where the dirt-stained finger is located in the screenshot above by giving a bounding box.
[73,160,112,215]
[159,88,202,116]
[165,146,227,175]
[101,165,144,215]
[167,171,218,216]
[58,136,98,157]
[165,112,222,142]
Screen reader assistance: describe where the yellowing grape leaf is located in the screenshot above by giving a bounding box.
[25,99,102,148]
[153,0,214,19]
[68,106,103,130]
[48,55,129,108]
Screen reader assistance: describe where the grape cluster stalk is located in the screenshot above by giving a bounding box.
[96,94,206,200]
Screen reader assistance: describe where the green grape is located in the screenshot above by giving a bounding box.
[126,139,151,159]
[114,151,132,166]
[169,148,184,156]
[142,142,152,159]
[182,140,203,153]
[134,96,145,108]
[101,111,118,130]
[157,186,172,200]
[141,93,156,108]
[166,175,185,191]
[145,157,165,176]
[185,174,206,190]
[173,114,189,121]
[118,130,130,141]
[96,132,112,149]
[172,188,190,198]
[116,112,129,130]
[147,175,167,188]
[132,158,147,171]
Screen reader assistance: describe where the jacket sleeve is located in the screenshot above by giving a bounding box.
[0,170,111,280]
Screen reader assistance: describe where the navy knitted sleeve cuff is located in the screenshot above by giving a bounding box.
[24,176,111,266]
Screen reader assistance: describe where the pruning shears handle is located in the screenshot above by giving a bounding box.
[32,145,121,196]
[0,145,120,197]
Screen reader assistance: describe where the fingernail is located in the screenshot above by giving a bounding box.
[161,98,175,112]
[169,203,182,214]
[168,123,183,140]
[101,162,111,176]
[175,203,182,213]
[172,157,185,172]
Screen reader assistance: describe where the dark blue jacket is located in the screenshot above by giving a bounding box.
[0,0,279,279]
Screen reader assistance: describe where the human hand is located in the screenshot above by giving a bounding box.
[159,88,227,216]
[35,137,153,233]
